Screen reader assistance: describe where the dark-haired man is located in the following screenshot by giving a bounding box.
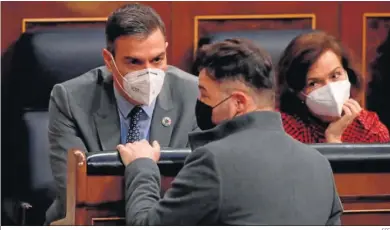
[46,3,198,223]
[118,38,343,225]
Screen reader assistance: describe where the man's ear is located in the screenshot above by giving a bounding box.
[165,42,168,49]
[102,48,113,73]
[233,92,248,113]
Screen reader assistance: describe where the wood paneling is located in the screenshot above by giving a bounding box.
[2,1,390,75]
[364,15,390,78]
[335,173,390,225]
[86,176,123,204]
[0,1,173,59]
[194,14,315,56]
[72,172,390,226]
[171,1,339,71]
[50,149,390,226]
[3,1,389,75]
[338,2,390,110]
[334,173,390,196]
[342,212,390,226]
[22,18,107,32]
[340,2,390,77]
[91,217,125,226]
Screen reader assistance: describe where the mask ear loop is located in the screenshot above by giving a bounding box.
[212,95,232,109]
[108,53,125,79]
[211,95,238,119]
[286,87,305,104]
[108,53,136,104]
[292,85,335,103]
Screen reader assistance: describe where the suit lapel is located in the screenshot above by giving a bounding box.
[149,78,175,147]
[93,71,121,150]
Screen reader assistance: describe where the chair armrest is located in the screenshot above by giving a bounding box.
[2,198,33,225]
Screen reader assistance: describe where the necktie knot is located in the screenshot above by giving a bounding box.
[128,106,143,119]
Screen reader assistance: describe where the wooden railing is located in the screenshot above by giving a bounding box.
[52,144,390,226]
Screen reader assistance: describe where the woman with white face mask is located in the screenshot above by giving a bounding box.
[277,31,389,143]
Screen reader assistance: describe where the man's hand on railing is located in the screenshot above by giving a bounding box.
[117,140,161,166]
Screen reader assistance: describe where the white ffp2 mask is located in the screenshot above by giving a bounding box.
[110,55,165,106]
[305,80,351,117]
[121,68,165,106]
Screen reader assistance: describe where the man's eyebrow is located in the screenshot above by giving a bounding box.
[124,56,140,61]
[152,52,166,58]
[123,52,166,61]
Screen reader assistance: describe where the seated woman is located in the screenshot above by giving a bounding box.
[277,31,390,143]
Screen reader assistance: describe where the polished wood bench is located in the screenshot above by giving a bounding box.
[51,144,390,226]
[318,144,390,225]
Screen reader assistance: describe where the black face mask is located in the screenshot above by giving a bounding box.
[195,96,231,131]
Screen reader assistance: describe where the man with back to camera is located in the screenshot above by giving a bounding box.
[46,3,199,224]
[117,38,343,225]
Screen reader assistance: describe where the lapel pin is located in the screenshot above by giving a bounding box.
[162,117,172,127]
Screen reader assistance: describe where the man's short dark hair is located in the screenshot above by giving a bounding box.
[106,3,166,55]
[195,38,275,93]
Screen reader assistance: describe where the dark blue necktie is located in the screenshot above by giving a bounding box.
[126,106,143,143]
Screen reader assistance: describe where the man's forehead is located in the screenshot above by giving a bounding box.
[123,50,166,60]
[199,69,224,92]
[114,33,166,59]
[199,69,214,84]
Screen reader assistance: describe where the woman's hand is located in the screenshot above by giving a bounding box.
[325,99,362,143]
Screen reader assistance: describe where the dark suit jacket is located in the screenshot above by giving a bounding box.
[46,65,199,223]
[124,111,343,225]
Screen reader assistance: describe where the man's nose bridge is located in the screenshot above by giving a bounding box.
[144,62,152,69]
[324,78,331,85]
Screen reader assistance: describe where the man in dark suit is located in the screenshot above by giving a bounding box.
[118,38,343,225]
[46,3,198,224]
